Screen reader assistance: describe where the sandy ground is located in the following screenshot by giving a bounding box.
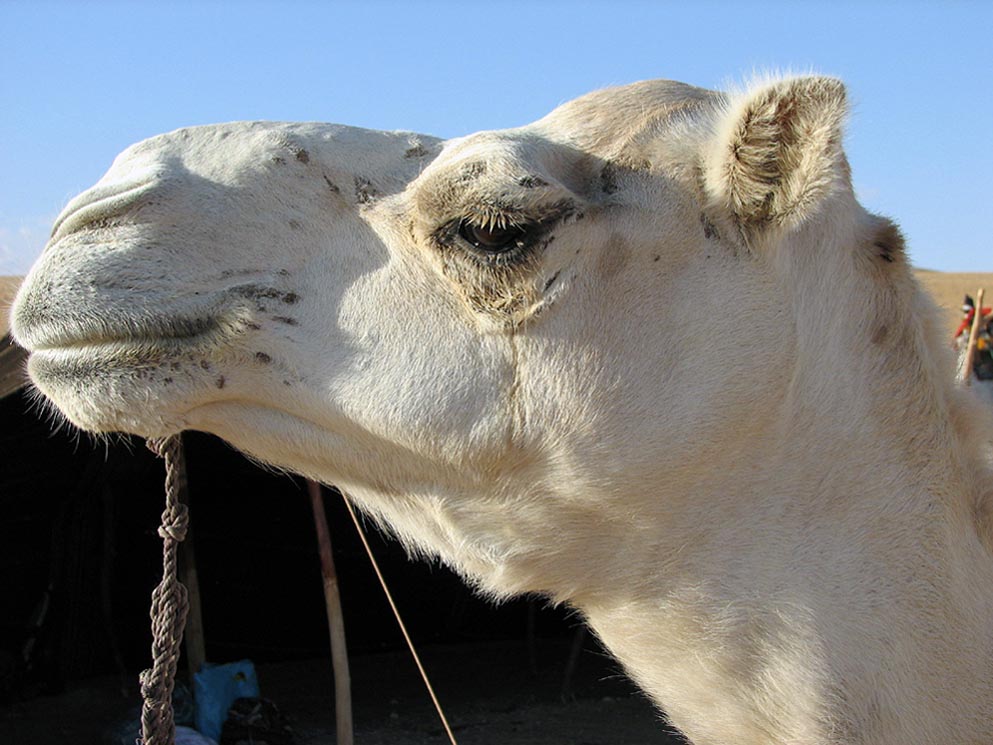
[0,640,686,745]
[1,276,22,333]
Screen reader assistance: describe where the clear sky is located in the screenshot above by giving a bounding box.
[2,0,991,274]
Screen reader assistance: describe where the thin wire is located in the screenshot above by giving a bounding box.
[340,493,459,745]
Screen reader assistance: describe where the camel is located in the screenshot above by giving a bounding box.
[11,75,993,744]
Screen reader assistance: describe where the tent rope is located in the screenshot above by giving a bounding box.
[140,435,190,745]
[341,492,459,745]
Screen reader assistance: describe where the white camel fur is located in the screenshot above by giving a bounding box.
[12,75,993,744]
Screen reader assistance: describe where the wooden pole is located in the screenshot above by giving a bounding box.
[308,480,353,745]
[170,434,206,688]
[560,625,588,702]
[962,288,986,386]
[180,528,206,688]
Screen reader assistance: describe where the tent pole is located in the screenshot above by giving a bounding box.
[308,480,354,745]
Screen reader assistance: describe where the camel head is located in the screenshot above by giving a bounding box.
[12,76,892,597]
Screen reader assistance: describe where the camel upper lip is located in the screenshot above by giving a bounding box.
[15,281,282,355]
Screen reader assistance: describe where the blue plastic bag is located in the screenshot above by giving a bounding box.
[193,660,260,742]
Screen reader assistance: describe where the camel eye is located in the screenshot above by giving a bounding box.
[458,221,529,253]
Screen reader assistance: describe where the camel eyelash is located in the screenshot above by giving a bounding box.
[432,216,542,265]
[431,201,577,265]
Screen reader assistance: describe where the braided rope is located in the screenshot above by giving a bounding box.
[139,434,190,745]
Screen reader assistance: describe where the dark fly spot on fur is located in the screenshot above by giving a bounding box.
[701,214,720,240]
[871,218,905,264]
[295,149,310,164]
[215,376,226,389]
[600,162,619,194]
[219,268,260,280]
[405,143,428,159]
[871,325,889,345]
[233,285,299,307]
[272,316,299,326]
[235,286,279,301]
[354,177,378,204]
[255,352,272,364]
[653,255,660,262]
[323,175,341,194]
[457,162,487,182]
[519,175,549,189]
[271,156,286,166]
[77,216,129,232]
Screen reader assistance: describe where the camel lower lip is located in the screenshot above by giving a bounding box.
[27,344,188,381]
[32,338,194,359]
[25,326,224,379]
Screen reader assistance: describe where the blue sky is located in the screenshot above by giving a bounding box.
[2,0,991,274]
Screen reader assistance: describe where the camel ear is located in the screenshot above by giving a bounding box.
[703,76,848,235]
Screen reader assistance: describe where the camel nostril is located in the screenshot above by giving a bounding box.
[50,178,160,243]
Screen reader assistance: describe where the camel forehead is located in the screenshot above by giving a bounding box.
[533,79,720,153]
